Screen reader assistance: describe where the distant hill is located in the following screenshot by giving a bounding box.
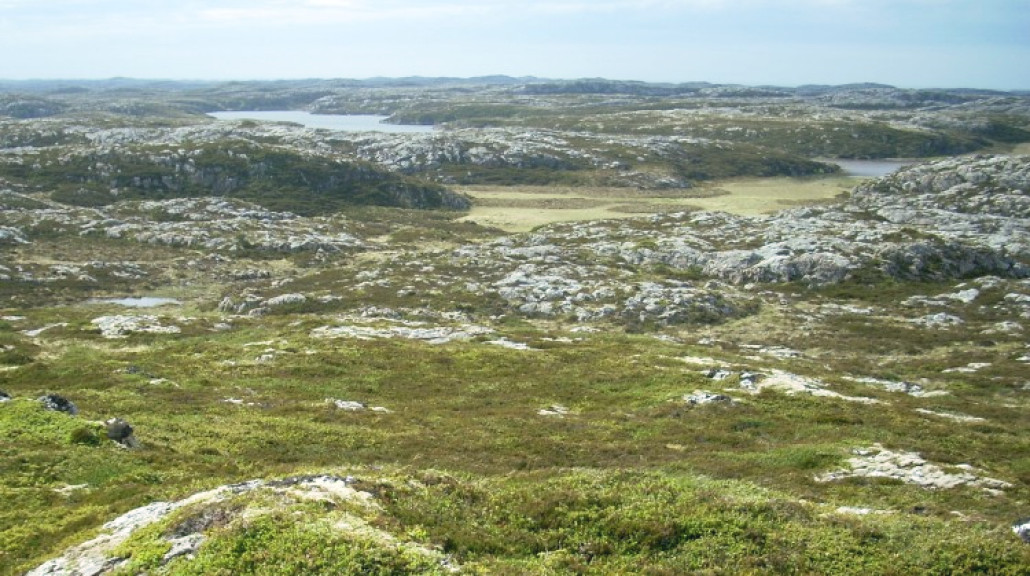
[0,141,470,215]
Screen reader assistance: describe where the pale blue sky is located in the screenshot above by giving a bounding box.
[0,0,1027,89]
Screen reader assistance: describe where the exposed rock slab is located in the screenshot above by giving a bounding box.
[816,446,1012,492]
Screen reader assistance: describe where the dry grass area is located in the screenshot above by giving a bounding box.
[456,175,860,231]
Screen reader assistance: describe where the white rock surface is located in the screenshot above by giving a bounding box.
[816,445,1012,492]
[91,315,181,338]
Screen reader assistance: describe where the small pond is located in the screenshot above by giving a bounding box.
[89,297,181,308]
[830,159,916,179]
[208,111,435,134]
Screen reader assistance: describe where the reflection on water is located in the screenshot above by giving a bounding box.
[209,111,435,134]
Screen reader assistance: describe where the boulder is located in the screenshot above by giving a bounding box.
[39,394,78,415]
[105,418,141,448]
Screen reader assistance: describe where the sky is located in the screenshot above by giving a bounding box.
[0,0,1027,89]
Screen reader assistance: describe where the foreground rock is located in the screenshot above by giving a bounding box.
[26,475,458,576]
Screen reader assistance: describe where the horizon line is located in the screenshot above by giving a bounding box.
[0,75,1027,93]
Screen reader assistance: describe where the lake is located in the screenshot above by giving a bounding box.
[208,111,435,134]
[830,159,915,178]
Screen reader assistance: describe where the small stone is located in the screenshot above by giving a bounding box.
[328,399,366,411]
[0,389,10,403]
[684,390,734,405]
[538,404,569,417]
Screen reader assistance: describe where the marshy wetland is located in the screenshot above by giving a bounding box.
[1,78,1030,574]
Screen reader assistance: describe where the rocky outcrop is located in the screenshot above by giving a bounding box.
[4,197,365,255]
[25,474,457,576]
[451,155,1029,290]
[311,322,493,344]
[91,315,181,338]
